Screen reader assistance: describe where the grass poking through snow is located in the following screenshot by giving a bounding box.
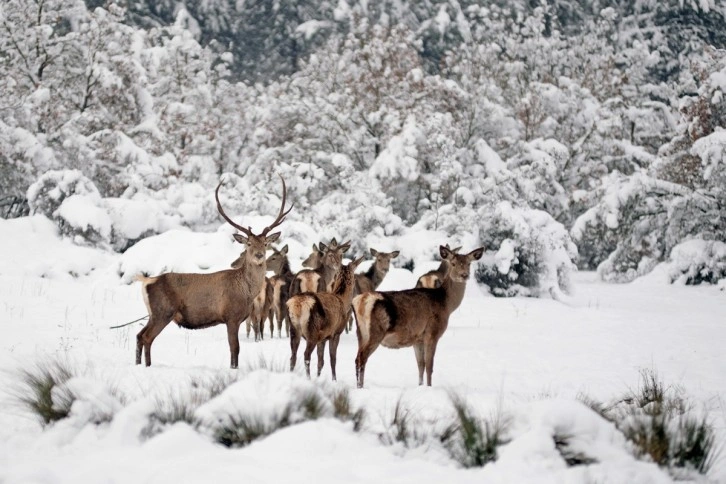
[14,357,76,427]
[441,393,511,468]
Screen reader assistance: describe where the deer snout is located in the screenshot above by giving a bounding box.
[255,252,265,261]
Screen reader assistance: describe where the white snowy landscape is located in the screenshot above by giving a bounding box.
[2,0,726,483]
[0,214,724,483]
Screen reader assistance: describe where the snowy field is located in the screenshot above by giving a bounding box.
[0,217,724,483]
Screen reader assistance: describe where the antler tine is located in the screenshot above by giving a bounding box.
[215,181,254,237]
[261,174,294,236]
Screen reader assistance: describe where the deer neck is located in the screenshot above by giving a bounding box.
[333,271,356,308]
[320,264,339,291]
[234,259,266,295]
[364,263,387,290]
[440,276,467,314]
[435,259,451,277]
[278,258,294,281]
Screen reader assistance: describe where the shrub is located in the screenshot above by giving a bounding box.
[668,239,726,285]
[440,394,510,468]
[15,358,75,427]
[609,369,719,476]
[475,202,577,298]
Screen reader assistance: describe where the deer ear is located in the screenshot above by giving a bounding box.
[370,248,378,257]
[391,250,400,258]
[280,244,289,255]
[265,232,281,245]
[319,242,329,252]
[329,237,338,246]
[312,243,319,252]
[233,233,248,244]
[469,247,484,261]
[453,246,462,253]
[440,245,453,260]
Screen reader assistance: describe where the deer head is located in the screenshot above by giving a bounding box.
[369,248,400,273]
[302,244,323,268]
[215,175,293,267]
[266,245,289,273]
[440,245,484,282]
[320,239,351,271]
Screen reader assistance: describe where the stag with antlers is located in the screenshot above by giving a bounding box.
[135,176,292,368]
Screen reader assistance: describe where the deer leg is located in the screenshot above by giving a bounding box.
[354,341,382,389]
[303,340,316,379]
[316,341,326,377]
[423,339,438,386]
[284,312,290,338]
[329,334,341,381]
[139,317,171,367]
[274,307,282,338]
[227,322,241,369]
[289,326,301,371]
[269,310,274,339]
[414,342,425,386]
[245,319,252,339]
[135,326,148,365]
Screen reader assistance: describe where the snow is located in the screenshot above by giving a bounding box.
[55,195,113,242]
[0,222,725,483]
[667,238,726,284]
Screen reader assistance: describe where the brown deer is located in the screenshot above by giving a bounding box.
[135,177,292,368]
[290,239,351,296]
[353,245,483,388]
[415,244,461,288]
[345,248,399,332]
[287,257,364,380]
[266,245,295,338]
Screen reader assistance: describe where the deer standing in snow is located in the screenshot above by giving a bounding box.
[353,245,483,387]
[135,177,292,368]
[287,256,364,380]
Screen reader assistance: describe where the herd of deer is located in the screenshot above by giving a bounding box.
[135,177,483,388]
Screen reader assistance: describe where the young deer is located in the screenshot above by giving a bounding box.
[266,245,295,338]
[415,244,461,289]
[345,248,399,332]
[353,245,483,388]
[135,177,292,368]
[287,257,364,380]
[290,239,351,296]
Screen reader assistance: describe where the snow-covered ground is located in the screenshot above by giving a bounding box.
[0,218,724,483]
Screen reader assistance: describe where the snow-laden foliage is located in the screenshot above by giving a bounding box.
[668,239,726,285]
[475,202,577,297]
[2,1,725,290]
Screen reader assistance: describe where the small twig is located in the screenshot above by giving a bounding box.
[110,315,148,329]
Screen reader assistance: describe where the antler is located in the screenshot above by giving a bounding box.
[215,175,292,238]
[215,181,255,238]
[261,174,294,236]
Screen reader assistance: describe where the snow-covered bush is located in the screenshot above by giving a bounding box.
[573,170,725,283]
[668,239,726,285]
[27,170,101,220]
[27,170,113,247]
[475,202,577,297]
[310,174,405,256]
